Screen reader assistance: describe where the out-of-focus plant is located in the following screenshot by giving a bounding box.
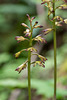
[41,0,67,100]
[14,14,47,100]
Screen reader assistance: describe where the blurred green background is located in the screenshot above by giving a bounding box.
[0,0,67,100]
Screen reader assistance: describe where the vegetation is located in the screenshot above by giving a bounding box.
[0,0,67,100]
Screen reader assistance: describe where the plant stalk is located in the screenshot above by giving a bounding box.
[53,0,57,100]
[28,23,33,100]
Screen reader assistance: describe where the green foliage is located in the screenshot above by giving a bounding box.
[0,79,67,99]
[0,53,11,64]
[0,4,35,14]
[0,58,26,79]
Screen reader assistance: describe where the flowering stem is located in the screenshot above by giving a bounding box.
[28,23,33,100]
[53,0,57,100]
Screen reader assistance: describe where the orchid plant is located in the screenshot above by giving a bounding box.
[41,0,67,100]
[15,14,47,100]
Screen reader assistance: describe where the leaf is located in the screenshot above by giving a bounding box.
[0,4,35,14]
[0,58,26,79]
[0,53,11,64]
[0,79,67,99]
[29,0,42,4]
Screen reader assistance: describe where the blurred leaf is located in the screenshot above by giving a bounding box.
[0,79,67,99]
[0,53,11,64]
[0,4,35,14]
[0,91,10,100]
[29,0,41,4]
[0,58,26,79]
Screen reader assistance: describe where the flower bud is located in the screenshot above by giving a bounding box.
[26,14,30,21]
[21,23,29,28]
[33,21,38,28]
[15,51,21,58]
[31,17,35,21]
[34,25,43,28]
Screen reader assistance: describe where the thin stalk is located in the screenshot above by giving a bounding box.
[28,23,33,100]
[53,0,57,100]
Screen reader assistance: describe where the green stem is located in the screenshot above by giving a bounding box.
[28,23,33,100]
[53,0,57,100]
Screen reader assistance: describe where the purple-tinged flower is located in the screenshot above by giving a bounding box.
[33,21,38,28]
[43,28,53,34]
[15,63,27,73]
[38,55,47,63]
[26,47,37,52]
[31,17,35,21]
[15,36,28,43]
[21,23,30,29]
[33,35,47,43]
[26,14,30,21]
[24,29,31,37]
[33,61,45,68]
[34,25,43,28]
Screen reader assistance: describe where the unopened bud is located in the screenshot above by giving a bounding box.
[34,25,43,28]
[21,23,29,28]
[26,14,30,21]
